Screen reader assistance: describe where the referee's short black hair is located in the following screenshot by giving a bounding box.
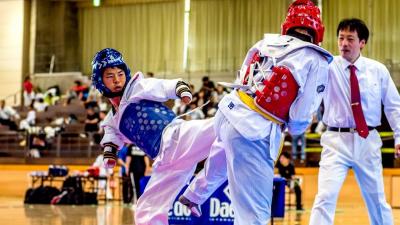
[337,18,369,43]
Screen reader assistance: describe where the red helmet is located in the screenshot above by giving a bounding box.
[281,0,324,44]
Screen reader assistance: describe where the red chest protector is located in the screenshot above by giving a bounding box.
[238,34,331,123]
[254,65,299,123]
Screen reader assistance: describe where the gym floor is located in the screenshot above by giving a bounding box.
[1,198,399,225]
[1,166,400,224]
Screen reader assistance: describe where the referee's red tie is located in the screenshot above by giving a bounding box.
[349,65,369,138]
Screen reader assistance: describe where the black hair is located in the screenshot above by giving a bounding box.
[286,28,314,43]
[280,151,291,159]
[337,18,369,43]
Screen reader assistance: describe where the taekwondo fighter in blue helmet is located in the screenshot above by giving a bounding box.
[91,48,217,225]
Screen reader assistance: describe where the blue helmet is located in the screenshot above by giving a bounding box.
[91,48,131,98]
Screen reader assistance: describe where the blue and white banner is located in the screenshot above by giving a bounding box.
[140,176,286,225]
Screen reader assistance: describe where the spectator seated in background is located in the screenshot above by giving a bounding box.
[187,102,205,120]
[44,86,61,106]
[0,100,20,131]
[84,95,99,110]
[28,131,48,158]
[66,80,89,104]
[276,151,303,210]
[84,106,101,143]
[192,88,208,116]
[33,94,48,112]
[200,76,215,100]
[205,96,218,118]
[19,104,36,131]
[212,84,228,103]
[84,106,100,132]
[65,113,79,125]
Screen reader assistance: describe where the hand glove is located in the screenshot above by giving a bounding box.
[103,143,118,169]
[176,80,192,103]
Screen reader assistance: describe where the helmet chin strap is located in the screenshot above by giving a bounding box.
[102,89,124,98]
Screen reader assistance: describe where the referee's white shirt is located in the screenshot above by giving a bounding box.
[322,55,400,145]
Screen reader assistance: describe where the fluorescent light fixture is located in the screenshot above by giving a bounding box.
[93,0,101,7]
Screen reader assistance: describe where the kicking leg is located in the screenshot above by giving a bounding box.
[180,138,227,216]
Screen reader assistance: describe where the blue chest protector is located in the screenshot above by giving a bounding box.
[119,100,176,159]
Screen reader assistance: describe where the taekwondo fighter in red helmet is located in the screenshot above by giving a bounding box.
[178,1,333,224]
